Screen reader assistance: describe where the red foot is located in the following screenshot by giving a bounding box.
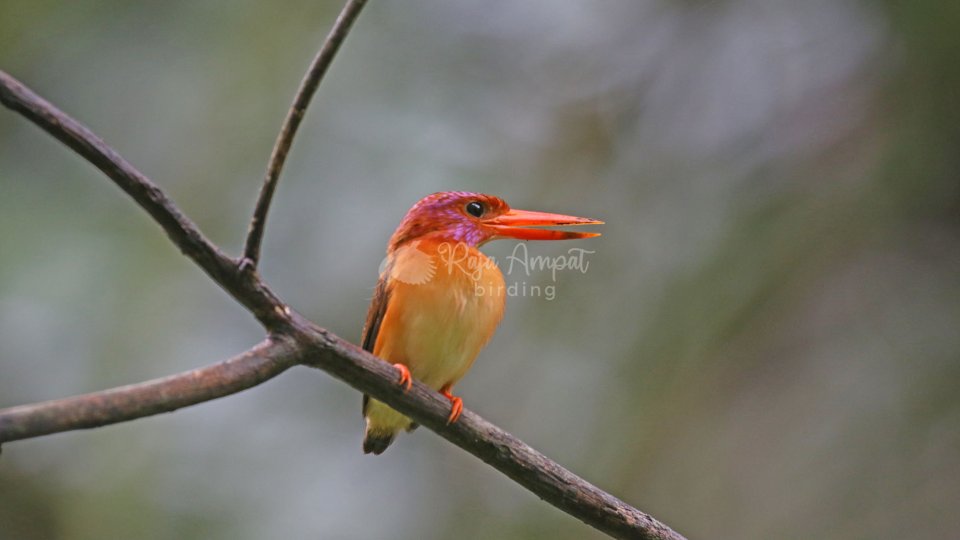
[393,363,412,391]
[440,385,463,425]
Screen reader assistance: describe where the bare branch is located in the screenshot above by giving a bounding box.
[0,70,290,329]
[292,323,688,540]
[242,0,369,268]
[0,339,297,443]
[0,15,688,539]
[0,317,688,540]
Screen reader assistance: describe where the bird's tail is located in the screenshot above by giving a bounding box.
[362,395,415,455]
[362,430,396,455]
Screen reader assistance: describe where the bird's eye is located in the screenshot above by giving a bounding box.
[465,201,484,218]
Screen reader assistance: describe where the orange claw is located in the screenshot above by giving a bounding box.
[440,385,463,425]
[393,363,412,391]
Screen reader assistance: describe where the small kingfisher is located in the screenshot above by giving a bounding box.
[361,191,602,454]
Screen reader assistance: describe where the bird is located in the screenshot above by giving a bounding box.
[360,191,602,454]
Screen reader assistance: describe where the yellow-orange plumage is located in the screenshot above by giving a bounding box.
[362,239,505,451]
[361,192,600,454]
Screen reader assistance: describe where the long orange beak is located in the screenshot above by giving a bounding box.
[486,209,603,240]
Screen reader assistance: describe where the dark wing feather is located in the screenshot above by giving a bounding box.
[361,273,391,354]
[361,272,391,417]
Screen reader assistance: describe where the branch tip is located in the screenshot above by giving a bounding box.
[242,0,369,268]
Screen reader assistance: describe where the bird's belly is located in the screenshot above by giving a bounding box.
[380,259,505,390]
[402,299,488,388]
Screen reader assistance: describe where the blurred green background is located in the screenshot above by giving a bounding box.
[1,1,958,539]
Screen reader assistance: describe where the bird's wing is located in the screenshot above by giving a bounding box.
[361,274,391,354]
[361,271,392,417]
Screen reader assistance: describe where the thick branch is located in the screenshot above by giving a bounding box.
[242,0,368,267]
[293,322,687,540]
[0,70,289,329]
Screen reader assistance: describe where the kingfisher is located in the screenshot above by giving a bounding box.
[360,191,602,454]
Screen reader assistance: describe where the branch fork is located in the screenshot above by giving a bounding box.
[0,3,685,539]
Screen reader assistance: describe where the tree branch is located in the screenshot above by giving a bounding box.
[0,9,688,539]
[0,339,297,442]
[292,323,687,540]
[0,319,687,540]
[242,0,368,268]
[0,70,291,330]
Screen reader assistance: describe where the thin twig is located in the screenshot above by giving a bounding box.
[242,0,369,268]
[0,24,688,540]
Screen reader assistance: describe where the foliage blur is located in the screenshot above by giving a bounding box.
[1,1,958,539]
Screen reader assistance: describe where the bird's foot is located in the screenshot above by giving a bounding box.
[393,363,412,391]
[440,386,463,425]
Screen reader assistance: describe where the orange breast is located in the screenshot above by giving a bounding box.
[373,238,506,390]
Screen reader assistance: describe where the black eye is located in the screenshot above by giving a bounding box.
[465,201,484,218]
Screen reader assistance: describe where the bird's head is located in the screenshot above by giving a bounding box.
[387,191,602,251]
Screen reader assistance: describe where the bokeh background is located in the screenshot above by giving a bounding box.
[1,1,958,539]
